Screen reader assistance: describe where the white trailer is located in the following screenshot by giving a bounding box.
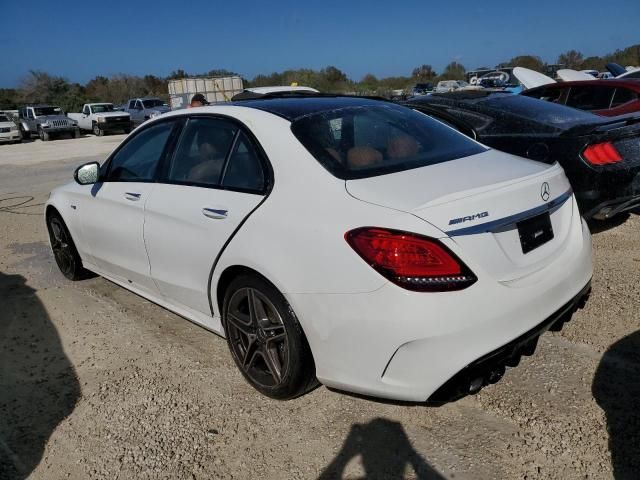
[168,76,244,109]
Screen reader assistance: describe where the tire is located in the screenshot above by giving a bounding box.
[46,212,90,281]
[124,127,132,134]
[93,123,103,136]
[223,274,317,400]
[39,128,49,141]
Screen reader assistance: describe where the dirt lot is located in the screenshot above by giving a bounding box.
[1,135,639,480]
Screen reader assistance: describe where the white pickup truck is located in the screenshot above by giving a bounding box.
[68,103,133,136]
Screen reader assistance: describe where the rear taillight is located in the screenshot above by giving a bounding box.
[582,142,622,166]
[345,227,477,292]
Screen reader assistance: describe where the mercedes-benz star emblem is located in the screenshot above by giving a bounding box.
[541,182,551,202]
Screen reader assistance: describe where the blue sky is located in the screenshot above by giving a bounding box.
[2,0,639,87]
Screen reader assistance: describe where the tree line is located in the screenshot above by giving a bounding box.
[1,44,638,112]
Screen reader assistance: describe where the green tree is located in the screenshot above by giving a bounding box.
[557,50,584,69]
[359,73,379,92]
[412,64,437,82]
[581,56,606,71]
[507,55,544,72]
[439,62,466,81]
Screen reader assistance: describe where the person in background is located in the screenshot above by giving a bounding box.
[189,93,209,108]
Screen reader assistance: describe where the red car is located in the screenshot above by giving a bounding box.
[522,79,640,117]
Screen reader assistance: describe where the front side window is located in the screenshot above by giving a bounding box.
[291,103,486,179]
[135,101,144,110]
[128,100,136,109]
[106,121,175,182]
[166,118,237,186]
[566,86,614,110]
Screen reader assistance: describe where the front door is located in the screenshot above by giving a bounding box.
[80,119,179,295]
[144,117,268,320]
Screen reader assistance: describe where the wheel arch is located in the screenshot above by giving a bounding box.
[215,263,318,372]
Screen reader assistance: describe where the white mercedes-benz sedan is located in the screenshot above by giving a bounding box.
[46,95,593,403]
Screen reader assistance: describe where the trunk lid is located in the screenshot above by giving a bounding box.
[346,149,575,282]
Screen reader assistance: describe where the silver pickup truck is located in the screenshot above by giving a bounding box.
[123,97,170,127]
[68,103,132,136]
[18,105,80,141]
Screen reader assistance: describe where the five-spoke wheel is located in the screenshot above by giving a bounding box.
[223,274,317,399]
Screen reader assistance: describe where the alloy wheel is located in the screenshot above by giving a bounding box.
[49,217,75,276]
[226,287,289,388]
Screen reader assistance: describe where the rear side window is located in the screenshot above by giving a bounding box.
[167,118,237,187]
[221,131,265,191]
[566,86,614,110]
[291,104,486,179]
[611,88,638,108]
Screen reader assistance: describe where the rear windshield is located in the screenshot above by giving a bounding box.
[503,93,597,125]
[291,103,486,179]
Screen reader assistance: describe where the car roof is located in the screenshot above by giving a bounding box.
[230,95,391,121]
[528,79,640,91]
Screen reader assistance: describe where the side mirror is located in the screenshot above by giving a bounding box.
[74,162,100,185]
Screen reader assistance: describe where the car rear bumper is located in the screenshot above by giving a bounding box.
[581,172,640,219]
[287,216,593,403]
[427,279,591,404]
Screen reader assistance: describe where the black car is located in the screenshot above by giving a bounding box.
[404,92,640,219]
[411,83,434,96]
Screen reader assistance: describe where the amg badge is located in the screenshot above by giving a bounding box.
[448,211,489,225]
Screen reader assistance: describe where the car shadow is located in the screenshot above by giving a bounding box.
[0,272,81,479]
[318,417,445,480]
[593,331,640,478]
[587,213,630,234]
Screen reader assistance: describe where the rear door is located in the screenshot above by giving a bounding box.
[79,118,179,294]
[144,116,269,319]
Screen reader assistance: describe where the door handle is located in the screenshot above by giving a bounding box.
[202,207,228,219]
[124,192,142,201]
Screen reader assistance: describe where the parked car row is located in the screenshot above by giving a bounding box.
[46,89,632,404]
[1,97,172,144]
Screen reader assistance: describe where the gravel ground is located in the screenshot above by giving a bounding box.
[0,136,639,479]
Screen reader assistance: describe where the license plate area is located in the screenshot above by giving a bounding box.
[517,212,554,254]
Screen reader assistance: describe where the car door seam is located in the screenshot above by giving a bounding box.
[206,194,270,318]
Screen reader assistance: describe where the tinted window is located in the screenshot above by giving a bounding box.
[526,86,565,103]
[34,106,62,116]
[566,86,614,110]
[611,88,638,107]
[142,99,165,108]
[128,100,136,109]
[167,118,237,186]
[291,103,486,180]
[221,131,265,191]
[107,121,174,182]
[481,94,597,126]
